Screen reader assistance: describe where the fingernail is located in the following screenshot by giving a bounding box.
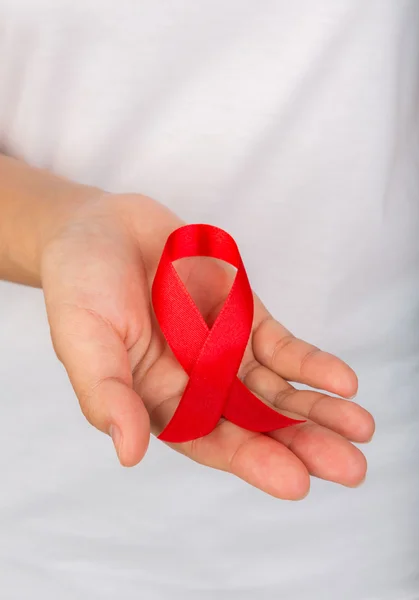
[109,425,122,460]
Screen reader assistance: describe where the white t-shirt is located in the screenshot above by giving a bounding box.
[0,2,418,599]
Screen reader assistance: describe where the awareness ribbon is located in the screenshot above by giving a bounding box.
[152,224,301,443]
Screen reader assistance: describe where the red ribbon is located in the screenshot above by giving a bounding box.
[152,224,301,443]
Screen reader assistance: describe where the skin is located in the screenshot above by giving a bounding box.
[0,154,375,500]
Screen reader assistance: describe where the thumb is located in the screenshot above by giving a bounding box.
[46,302,150,467]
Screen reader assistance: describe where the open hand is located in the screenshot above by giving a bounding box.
[42,193,375,499]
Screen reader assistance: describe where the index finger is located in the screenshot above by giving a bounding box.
[252,299,358,399]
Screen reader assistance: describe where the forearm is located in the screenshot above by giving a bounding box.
[0,155,100,286]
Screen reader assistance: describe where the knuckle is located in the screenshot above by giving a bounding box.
[270,334,295,369]
[273,387,298,410]
[299,346,321,378]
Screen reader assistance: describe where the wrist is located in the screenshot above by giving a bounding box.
[37,185,105,264]
[0,154,104,286]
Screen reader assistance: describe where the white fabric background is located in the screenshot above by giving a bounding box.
[0,1,418,598]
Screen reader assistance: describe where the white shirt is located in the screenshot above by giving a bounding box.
[0,2,418,598]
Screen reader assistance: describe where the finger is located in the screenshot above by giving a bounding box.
[184,419,310,500]
[47,303,150,467]
[245,364,375,443]
[189,421,310,500]
[252,315,358,398]
[269,422,368,487]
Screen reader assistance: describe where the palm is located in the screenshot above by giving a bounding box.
[43,194,374,499]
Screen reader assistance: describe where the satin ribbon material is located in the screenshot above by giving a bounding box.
[152,224,301,443]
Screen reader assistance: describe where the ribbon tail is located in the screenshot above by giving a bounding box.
[223,378,304,432]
